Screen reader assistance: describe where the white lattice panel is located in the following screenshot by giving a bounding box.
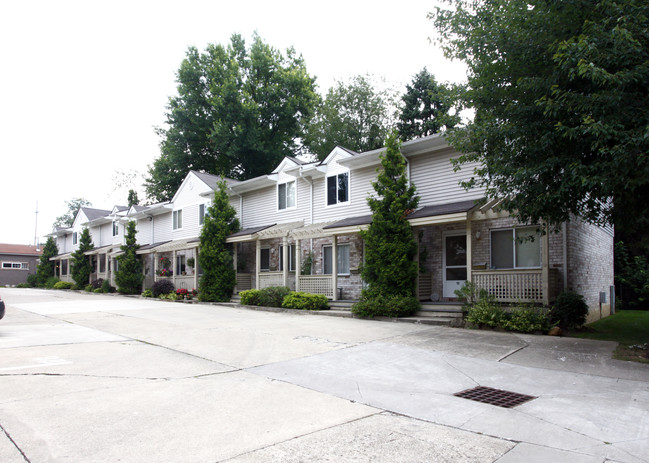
[259,272,285,289]
[473,270,543,303]
[298,276,334,298]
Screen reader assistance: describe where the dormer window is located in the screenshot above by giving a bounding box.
[112,221,119,237]
[327,172,349,206]
[173,210,183,230]
[278,181,296,210]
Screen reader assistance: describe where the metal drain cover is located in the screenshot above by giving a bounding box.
[454,386,536,408]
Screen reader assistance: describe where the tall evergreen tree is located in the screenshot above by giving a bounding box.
[37,236,58,286]
[199,180,240,302]
[360,132,420,297]
[70,228,94,287]
[397,68,460,140]
[115,221,144,294]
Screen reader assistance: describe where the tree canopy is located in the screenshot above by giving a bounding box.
[53,198,91,228]
[397,68,460,140]
[432,0,649,231]
[145,34,319,202]
[304,75,398,160]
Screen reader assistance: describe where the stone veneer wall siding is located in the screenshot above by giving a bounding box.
[566,219,614,321]
[310,234,364,300]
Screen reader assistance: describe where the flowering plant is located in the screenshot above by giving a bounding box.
[156,268,173,277]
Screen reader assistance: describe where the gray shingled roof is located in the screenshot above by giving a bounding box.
[407,199,482,219]
[191,171,240,190]
[323,215,372,229]
[81,207,112,222]
[228,224,276,238]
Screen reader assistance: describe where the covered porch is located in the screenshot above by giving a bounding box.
[137,238,200,291]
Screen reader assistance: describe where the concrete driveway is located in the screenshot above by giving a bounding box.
[0,288,647,463]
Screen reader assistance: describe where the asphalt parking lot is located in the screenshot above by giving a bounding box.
[1,288,648,463]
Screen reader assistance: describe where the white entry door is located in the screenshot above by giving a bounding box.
[443,232,467,298]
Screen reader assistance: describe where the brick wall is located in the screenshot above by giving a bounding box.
[566,219,614,321]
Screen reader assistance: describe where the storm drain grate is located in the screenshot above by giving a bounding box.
[454,386,536,408]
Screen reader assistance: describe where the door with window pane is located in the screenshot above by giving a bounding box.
[443,233,467,298]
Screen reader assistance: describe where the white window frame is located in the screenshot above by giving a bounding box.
[199,203,210,225]
[322,244,350,275]
[325,172,350,207]
[72,232,78,245]
[173,209,183,230]
[277,180,297,211]
[2,261,29,270]
[112,221,119,237]
[490,226,541,270]
[279,244,296,272]
[260,247,270,272]
[176,255,186,275]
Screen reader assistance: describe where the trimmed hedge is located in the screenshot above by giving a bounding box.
[352,293,420,318]
[240,286,291,308]
[53,281,75,290]
[282,292,329,310]
[548,291,589,329]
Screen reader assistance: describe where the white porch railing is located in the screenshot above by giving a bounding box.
[472,269,543,303]
[418,273,434,300]
[298,275,334,298]
[235,273,253,293]
[258,272,285,289]
[174,276,195,290]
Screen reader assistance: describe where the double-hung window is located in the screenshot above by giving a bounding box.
[490,227,541,269]
[326,172,349,206]
[173,210,183,230]
[260,248,270,272]
[199,204,209,225]
[279,244,296,271]
[278,181,296,210]
[323,244,350,275]
[112,221,119,237]
[72,232,78,245]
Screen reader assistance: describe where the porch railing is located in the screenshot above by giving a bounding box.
[235,273,253,293]
[258,272,285,289]
[298,275,334,298]
[472,269,543,303]
[174,276,195,290]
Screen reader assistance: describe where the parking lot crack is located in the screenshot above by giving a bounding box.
[0,422,31,462]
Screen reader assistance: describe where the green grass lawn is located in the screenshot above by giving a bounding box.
[572,310,649,363]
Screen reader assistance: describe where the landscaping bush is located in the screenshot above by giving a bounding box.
[239,286,291,307]
[160,292,178,301]
[101,279,115,293]
[26,273,39,288]
[151,279,175,298]
[90,278,104,290]
[53,281,75,290]
[352,293,420,318]
[84,284,94,292]
[548,291,589,329]
[16,283,31,288]
[141,289,153,298]
[45,277,61,289]
[282,292,329,310]
[501,307,550,333]
[465,299,507,328]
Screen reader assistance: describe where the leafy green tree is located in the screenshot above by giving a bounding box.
[70,228,94,287]
[199,180,240,302]
[115,221,144,294]
[304,75,399,160]
[397,68,460,140]
[53,198,91,228]
[431,0,649,231]
[36,236,59,286]
[145,33,319,202]
[127,189,139,207]
[360,132,420,297]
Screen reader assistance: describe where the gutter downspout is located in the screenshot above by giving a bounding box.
[299,169,315,253]
[562,222,568,291]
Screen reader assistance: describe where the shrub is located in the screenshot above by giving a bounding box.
[454,281,494,307]
[45,277,61,289]
[16,283,31,288]
[240,286,291,307]
[26,273,39,287]
[85,284,94,292]
[160,292,178,301]
[151,279,175,298]
[240,289,263,306]
[101,279,115,294]
[549,291,589,329]
[465,299,507,328]
[352,292,420,318]
[141,289,153,298]
[53,281,75,290]
[502,307,550,333]
[90,278,104,290]
[282,292,329,310]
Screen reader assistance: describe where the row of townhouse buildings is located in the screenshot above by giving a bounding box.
[50,134,614,321]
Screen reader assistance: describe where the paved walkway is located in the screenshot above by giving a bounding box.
[0,288,647,462]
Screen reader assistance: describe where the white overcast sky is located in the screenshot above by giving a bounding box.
[0,0,466,245]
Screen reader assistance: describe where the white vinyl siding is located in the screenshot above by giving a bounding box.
[240,179,310,228]
[313,165,375,223]
[408,148,485,205]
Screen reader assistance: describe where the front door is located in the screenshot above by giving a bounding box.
[443,232,467,298]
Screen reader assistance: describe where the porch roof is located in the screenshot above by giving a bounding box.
[226,221,305,242]
[226,224,276,243]
[49,252,72,261]
[322,215,372,235]
[146,238,200,253]
[84,244,117,256]
[136,241,171,254]
[290,221,338,239]
[408,199,482,226]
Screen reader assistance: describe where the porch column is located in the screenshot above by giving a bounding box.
[414,228,420,297]
[542,223,550,305]
[255,239,261,290]
[232,244,237,293]
[153,252,158,283]
[141,255,146,291]
[172,249,177,287]
[194,248,199,291]
[466,219,473,283]
[295,239,301,292]
[282,236,289,288]
[332,235,338,301]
